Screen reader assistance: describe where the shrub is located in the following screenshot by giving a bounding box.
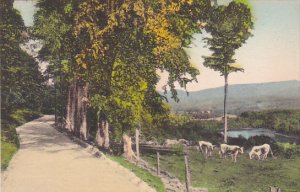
[228,135,248,146]
[274,142,300,159]
[10,109,41,124]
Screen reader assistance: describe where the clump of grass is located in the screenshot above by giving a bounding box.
[275,142,300,158]
[108,155,165,192]
[1,141,18,170]
[10,109,41,125]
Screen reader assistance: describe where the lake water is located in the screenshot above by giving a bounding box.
[226,128,300,144]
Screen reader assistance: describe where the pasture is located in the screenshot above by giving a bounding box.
[142,149,300,192]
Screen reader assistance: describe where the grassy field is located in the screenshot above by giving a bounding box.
[142,149,300,192]
[108,155,165,192]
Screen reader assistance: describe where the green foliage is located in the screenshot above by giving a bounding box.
[10,109,41,124]
[1,0,46,113]
[1,141,17,170]
[141,113,223,144]
[1,109,41,145]
[229,109,300,134]
[108,155,165,192]
[203,1,253,75]
[275,143,300,159]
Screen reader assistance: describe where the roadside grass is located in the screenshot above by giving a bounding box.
[1,142,18,170]
[142,149,300,192]
[108,155,165,192]
[1,109,41,170]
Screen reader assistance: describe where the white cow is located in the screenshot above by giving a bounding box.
[249,146,263,160]
[198,141,216,159]
[219,144,244,162]
[249,144,274,160]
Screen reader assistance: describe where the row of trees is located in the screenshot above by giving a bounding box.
[33,0,209,149]
[33,0,253,152]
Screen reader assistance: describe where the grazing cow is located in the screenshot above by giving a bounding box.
[249,146,263,160]
[164,139,179,146]
[219,144,244,162]
[249,144,274,160]
[198,141,216,159]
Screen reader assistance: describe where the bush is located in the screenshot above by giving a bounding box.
[10,109,41,124]
[274,142,300,159]
[228,136,248,147]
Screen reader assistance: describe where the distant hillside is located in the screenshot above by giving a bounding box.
[165,80,300,115]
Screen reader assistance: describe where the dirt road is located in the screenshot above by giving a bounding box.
[1,115,155,192]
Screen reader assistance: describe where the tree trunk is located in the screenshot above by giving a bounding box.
[65,83,73,132]
[123,134,136,160]
[75,83,83,137]
[70,80,77,133]
[79,82,89,140]
[224,74,228,143]
[95,117,110,149]
[65,80,76,133]
[135,128,140,161]
[103,119,109,148]
[54,81,57,125]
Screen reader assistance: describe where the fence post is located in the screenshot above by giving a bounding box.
[184,153,191,192]
[157,151,160,176]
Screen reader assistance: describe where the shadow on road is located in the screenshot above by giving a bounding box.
[18,115,83,153]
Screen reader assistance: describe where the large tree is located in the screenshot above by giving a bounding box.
[203,0,253,143]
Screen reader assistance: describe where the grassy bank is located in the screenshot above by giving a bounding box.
[108,155,165,192]
[142,148,300,192]
[1,109,41,170]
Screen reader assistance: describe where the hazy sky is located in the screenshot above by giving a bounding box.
[158,0,300,91]
[14,0,300,91]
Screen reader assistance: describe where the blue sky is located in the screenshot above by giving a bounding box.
[14,0,300,91]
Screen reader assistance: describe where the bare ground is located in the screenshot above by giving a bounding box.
[1,115,155,192]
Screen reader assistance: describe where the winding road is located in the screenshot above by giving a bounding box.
[1,115,155,192]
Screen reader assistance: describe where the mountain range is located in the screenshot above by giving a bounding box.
[165,80,300,115]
